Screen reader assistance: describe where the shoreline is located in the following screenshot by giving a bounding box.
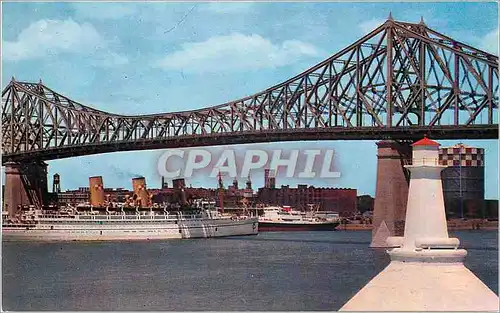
[338,220,499,231]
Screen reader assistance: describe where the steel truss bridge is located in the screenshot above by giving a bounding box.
[2,18,498,164]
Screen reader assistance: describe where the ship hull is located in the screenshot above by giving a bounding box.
[179,218,258,239]
[258,221,339,232]
[2,218,258,241]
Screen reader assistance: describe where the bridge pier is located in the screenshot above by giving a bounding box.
[370,141,412,248]
[4,161,49,216]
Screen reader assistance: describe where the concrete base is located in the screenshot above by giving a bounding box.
[371,141,412,247]
[340,261,499,311]
[4,161,48,216]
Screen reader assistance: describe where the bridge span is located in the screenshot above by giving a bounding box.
[2,18,498,164]
[2,18,498,243]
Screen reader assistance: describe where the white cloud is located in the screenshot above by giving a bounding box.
[479,28,499,55]
[359,18,386,35]
[155,33,322,73]
[203,2,254,13]
[3,19,128,66]
[4,19,102,61]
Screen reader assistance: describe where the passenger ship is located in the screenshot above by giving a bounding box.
[258,206,340,231]
[2,201,258,241]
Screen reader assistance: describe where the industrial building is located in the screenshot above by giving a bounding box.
[257,184,357,216]
[57,187,91,205]
[151,180,215,205]
[439,143,487,218]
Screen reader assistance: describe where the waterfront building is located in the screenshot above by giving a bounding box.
[57,187,91,205]
[257,185,357,216]
[56,174,357,215]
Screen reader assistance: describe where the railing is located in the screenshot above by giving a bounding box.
[14,210,229,222]
[404,158,443,166]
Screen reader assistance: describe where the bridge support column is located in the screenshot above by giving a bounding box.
[4,161,49,216]
[370,141,412,248]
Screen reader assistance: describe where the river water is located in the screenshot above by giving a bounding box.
[2,230,498,311]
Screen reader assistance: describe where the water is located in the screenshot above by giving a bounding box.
[2,231,498,311]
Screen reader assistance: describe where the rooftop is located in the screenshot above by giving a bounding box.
[411,136,440,147]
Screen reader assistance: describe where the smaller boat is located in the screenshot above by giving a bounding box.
[258,206,340,231]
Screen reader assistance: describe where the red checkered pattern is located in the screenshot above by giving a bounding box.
[438,144,484,167]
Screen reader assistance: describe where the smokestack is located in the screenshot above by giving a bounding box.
[89,176,105,207]
[132,177,151,208]
[264,169,270,188]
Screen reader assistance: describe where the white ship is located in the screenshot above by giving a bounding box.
[258,206,340,231]
[2,202,258,241]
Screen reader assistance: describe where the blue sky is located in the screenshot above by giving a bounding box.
[2,2,498,199]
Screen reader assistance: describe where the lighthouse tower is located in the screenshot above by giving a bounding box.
[340,136,499,311]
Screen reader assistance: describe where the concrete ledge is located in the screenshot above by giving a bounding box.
[386,236,403,247]
[388,248,467,263]
[415,237,460,249]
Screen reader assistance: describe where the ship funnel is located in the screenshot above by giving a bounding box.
[89,176,105,207]
[132,177,151,208]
